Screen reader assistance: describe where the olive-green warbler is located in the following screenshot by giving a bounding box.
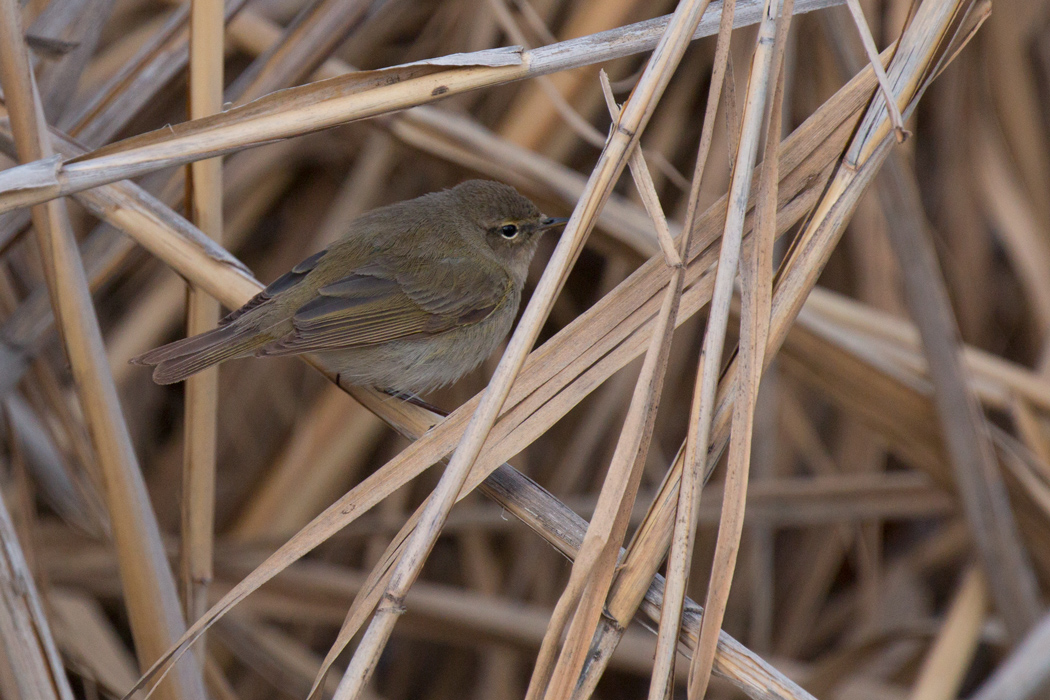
[134,180,567,393]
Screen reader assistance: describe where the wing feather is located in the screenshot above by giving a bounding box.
[258,257,509,355]
[220,249,327,326]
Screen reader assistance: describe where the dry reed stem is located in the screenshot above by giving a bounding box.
[63,0,249,149]
[0,4,207,700]
[308,458,817,700]
[0,2,379,394]
[497,0,647,152]
[0,482,73,700]
[226,0,371,104]
[230,387,386,539]
[195,550,701,681]
[985,4,1050,229]
[975,126,1050,348]
[778,320,1050,593]
[309,494,430,699]
[740,15,784,667]
[308,436,948,698]
[907,565,986,700]
[600,70,682,267]
[992,434,1050,525]
[480,465,818,700]
[1009,399,1050,474]
[687,0,788,695]
[28,0,114,124]
[799,288,1050,412]
[2,0,1016,688]
[486,0,608,151]
[0,0,846,361]
[180,0,224,631]
[498,472,949,529]
[0,0,846,214]
[876,152,1042,640]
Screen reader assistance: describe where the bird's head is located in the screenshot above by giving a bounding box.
[450,180,568,278]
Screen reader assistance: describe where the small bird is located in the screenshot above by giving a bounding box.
[134,180,567,393]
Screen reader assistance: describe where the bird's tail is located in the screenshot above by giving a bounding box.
[131,324,270,384]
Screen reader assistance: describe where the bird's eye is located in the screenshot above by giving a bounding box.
[500,224,520,239]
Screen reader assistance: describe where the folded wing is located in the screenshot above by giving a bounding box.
[257,257,510,355]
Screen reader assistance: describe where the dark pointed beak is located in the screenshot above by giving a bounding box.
[538,216,570,231]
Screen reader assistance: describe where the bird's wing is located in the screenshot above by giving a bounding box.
[257,256,512,355]
[219,249,328,326]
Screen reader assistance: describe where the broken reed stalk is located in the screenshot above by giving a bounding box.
[335,1,722,697]
[0,0,847,215]
[601,70,682,267]
[180,0,224,632]
[844,0,908,139]
[0,3,207,700]
[687,0,791,695]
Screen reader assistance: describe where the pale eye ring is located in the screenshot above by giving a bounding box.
[500,224,520,239]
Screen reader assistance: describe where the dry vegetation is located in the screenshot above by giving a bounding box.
[1,0,1049,698]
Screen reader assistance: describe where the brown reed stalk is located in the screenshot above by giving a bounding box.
[523,60,693,700]
[180,0,224,637]
[580,1,988,691]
